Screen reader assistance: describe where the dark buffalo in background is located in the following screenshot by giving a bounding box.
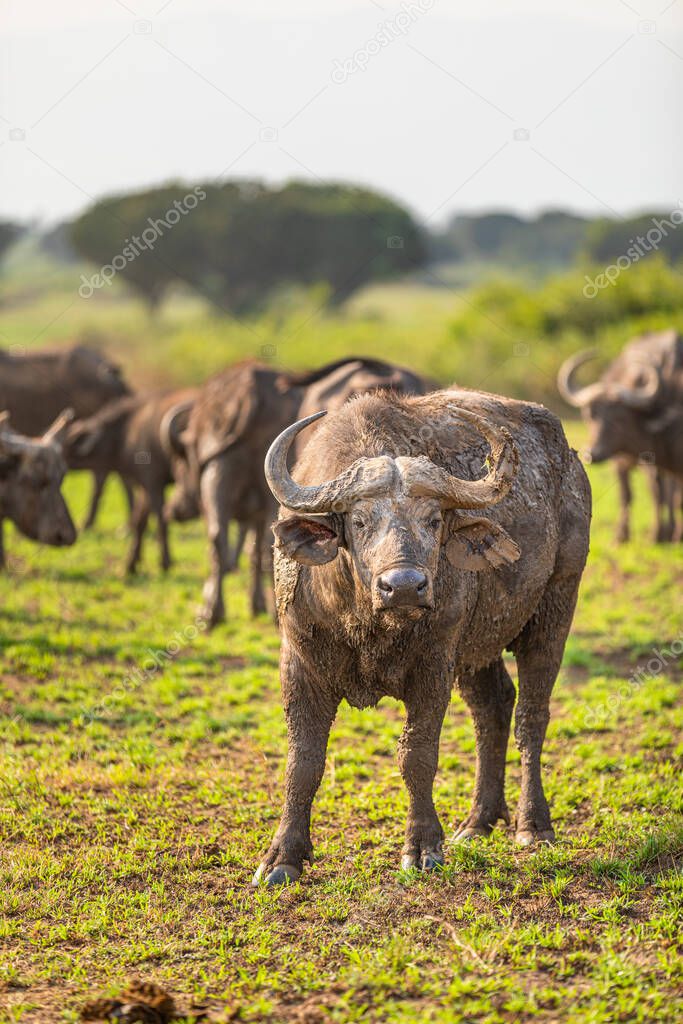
[63,388,198,575]
[171,357,432,628]
[289,356,432,457]
[253,388,591,885]
[0,410,76,552]
[557,329,683,542]
[0,345,133,543]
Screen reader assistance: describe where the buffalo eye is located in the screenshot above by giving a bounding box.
[351,515,366,530]
[427,516,442,530]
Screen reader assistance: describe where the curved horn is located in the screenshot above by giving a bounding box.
[616,363,660,410]
[557,350,603,407]
[265,407,519,514]
[397,407,519,509]
[265,411,397,512]
[42,407,75,446]
[160,399,194,459]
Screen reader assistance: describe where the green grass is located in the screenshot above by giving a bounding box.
[0,433,681,1023]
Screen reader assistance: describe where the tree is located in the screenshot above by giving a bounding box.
[69,180,425,313]
[0,221,23,268]
[70,184,206,310]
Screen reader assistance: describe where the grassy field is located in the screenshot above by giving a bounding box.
[0,258,682,1021]
[4,242,681,415]
[0,422,681,1023]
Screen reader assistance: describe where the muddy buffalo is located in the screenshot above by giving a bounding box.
[0,344,132,536]
[558,329,683,542]
[253,389,591,885]
[0,410,76,551]
[64,389,197,574]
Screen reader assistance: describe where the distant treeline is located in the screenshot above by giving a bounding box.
[2,182,682,314]
[432,208,683,269]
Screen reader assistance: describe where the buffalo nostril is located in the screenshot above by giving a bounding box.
[376,568,430,607]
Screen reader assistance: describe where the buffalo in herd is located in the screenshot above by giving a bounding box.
[1,330,681,882]
[557,329,683,542]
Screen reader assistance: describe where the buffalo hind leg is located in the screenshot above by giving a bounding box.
[454,658,514,841]
[398,681,450,870]
[510,572,582,846]
[200,459,230,627]
[254,658,339,886]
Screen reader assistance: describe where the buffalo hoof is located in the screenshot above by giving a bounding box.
[400,849,444,872]
[452,825,491,842]
[252,862,302,887]
[515,828,555,848]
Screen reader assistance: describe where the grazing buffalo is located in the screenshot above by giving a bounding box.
[253,389,591,885]
[0,410,76,551]
[63,389,197,574]
[172,358,431,627]
[558,330,683,542]
[0,345,132,538]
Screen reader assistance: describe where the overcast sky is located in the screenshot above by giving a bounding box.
[2,0,682,225]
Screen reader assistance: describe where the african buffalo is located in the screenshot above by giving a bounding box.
[253,388,591,885]
[172,358,431,627]
[0,345,132,538]
[63,388,197,574]
[0,410,76,551]
[558,330,683,542]
[176,362,301,625]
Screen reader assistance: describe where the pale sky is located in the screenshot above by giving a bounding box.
[2,0,682,225]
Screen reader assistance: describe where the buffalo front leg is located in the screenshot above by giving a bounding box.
[149,490,171,572]
[510,572,582,846]
[226,521,248,573]
[254,656,339,886]
[398,682,450,871]
[125,490,149,575]
[249,519,267,615]
[454,658,514,841]
[121,475,135,530]
[199,459,230,628]
[83,470,108,530]
[615,458,632,544]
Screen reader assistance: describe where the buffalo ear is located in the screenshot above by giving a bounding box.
[445,514,520,571]
[273,515,342,565]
